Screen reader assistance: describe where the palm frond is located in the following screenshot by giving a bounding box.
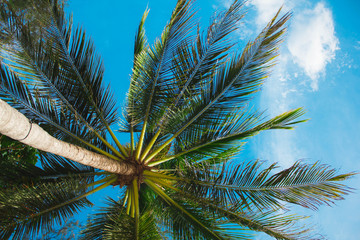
[80,198,163,240]
[0,178,92,240]
[143,8,291,164]
[144,178,249,240]
[176,160,355,210]
[120,7,149,136]
[0,63,121,159]
[146,172,317,240]
[0,158,44,188]
[0,0,125,157]
[155,0,247,132]
[46,0,120,128]
[134,8,149,58]
[211,204,317,240]
[0,156,100,189]
[150,108,305,166]
[39,152,94,174]
[127,0,197,157]
[190,195,316,240]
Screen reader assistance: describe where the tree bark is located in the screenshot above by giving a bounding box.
[0,99,135,175]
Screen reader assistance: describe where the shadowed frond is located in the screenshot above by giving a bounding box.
[80,198,163,240]
[0,178,92,240]
[39,152,94,174]
[0,154,104,188]
[145,178,254,240]
[0,0,125,158]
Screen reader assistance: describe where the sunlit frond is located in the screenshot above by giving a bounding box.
[142,9,292,164]
[145,171,318,240]
[177,160,355,210]
[127,0,197,157]
[149,108,305,166]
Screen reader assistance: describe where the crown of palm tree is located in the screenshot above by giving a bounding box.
[0,0,354,239]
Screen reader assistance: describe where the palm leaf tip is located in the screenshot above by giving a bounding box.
[328,172,358,181]
[134,7,150,57]
[268,107,308,130]
[261,161,356,209]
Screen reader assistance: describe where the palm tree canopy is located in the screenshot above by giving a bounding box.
[0,0,355,239]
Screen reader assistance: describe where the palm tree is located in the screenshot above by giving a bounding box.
[0,0,354,239]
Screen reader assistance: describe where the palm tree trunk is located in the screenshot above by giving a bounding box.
[0,99,135,175]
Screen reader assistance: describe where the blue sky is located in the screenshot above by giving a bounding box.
[67,0,360,239]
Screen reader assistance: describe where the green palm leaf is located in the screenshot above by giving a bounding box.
[145,178,232,240]
[177,160,355,210]
[0,178,92,239]
[186,195,315,240]
[80,198,163,240]
[146,172,316,240]
[150,108,305,166]
[143,9,291,163]
[155,0,247,132]
[0,0,124,157]
[213,205,315,240]
[127,0,197,158]
[0,155,98,188]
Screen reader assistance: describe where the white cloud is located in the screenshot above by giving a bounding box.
[217,0,339,165]
[219,0,233,9]
[287,2,339,90]
[243,1,339,165]
[251,0,286,27]
[249,0,339,91]
[257,56,303,167]
[355,41,360,50]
